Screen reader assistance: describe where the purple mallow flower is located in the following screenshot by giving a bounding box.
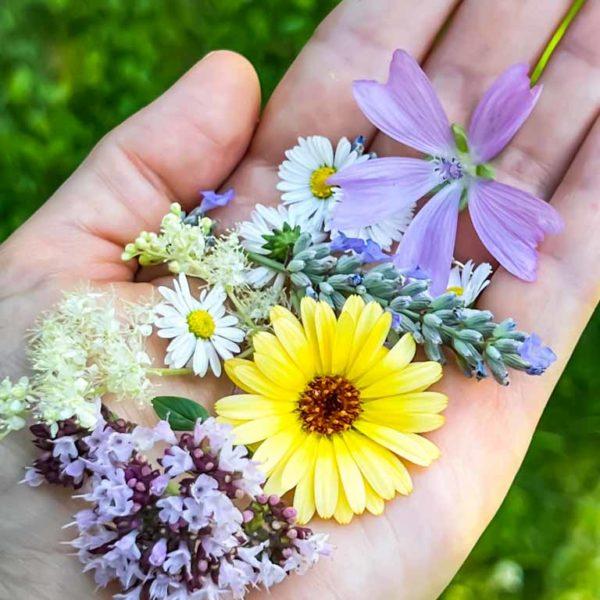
[519,333,557,375]
[330,50,563,294]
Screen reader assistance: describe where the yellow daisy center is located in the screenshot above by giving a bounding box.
[446,285,464,296]
[187,309,215,339]
[298,375,362,435]
[309,166,337,199]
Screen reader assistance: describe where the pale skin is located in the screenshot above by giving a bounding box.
[0,0,599,598]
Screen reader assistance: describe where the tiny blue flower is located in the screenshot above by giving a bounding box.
[518,333,556,375]
[199,188,235,213]
[347,274,363,286]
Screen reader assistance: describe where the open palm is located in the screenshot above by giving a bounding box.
[1,1,599,598]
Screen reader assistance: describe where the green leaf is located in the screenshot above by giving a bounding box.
[151,396,209,431]
[451,123,469,154]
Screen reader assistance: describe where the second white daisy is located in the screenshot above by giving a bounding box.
[155,274,244,377]
[277,136,369,230]
[446,260,492,306]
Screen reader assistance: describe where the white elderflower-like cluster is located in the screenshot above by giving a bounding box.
[0,376,31,439]
[29,291,154,434]
[122,203,212,274]
[197,231,250,289]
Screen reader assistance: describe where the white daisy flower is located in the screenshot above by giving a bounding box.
[277,136,369,231]
[331,202,416,251]
[155,274,244,377]
[238,204,326,288]
[446,260,492,306]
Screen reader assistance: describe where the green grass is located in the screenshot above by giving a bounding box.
[1,1,598,597]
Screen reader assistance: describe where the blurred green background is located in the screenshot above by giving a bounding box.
[1,1,598,597]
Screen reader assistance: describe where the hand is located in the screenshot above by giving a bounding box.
[0,1,598,598]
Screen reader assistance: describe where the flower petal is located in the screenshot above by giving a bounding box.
[360,361,443,399]
[330,157,439,230]
[215,395,296,420]
[468,64,542,163]
[253,425,304,476]
[231,414,299,445]
[394,183,462,295]
[314,437,339,519]
[280,433,320,491]
[342,430,395,500]
[294,453,317,524]
[354,420,440,466]
[353,50,454,156]
[468,179,563,281]
[355,333,416,389]
[333,486,355,524]
[332,435,366,514]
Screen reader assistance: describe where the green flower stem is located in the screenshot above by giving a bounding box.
[246,251,287,273]
[530,0,586,85]
[147,367,193,377]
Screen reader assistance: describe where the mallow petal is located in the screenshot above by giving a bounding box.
[468,64,542,163]
[468,180,563,281]
[394,183,462,295]
[330,157,439,230]
[353,50,455,156]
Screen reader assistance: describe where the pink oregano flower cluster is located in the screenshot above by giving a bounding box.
[26,414,329,599]
[331,50,563,294]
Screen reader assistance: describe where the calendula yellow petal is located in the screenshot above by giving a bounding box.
[232,413,298,445]
[215,394,295,420]
[253,352,306,392]
[252,331,307,385]
[355,333,416,388]
[263,434,306,496]
[271,313,316,377]
[341,294,365,321]
[224,360,296,400]
[294,454,317,524]
[346,310,391,381]
[333,434,365,514]
[331,310,356,375]
[364,481,385,515]
[314,436,339,519]
[354,420,440,466]
[349,302,383,364]
[280,432,319,491]
[314,302,336,374]
[300,297,322,374]
[342,430,395,500]
[363,392,448,413]
[333,485,354,524]
[360,362,443,398]
[252,425,303,476]
[361,409,445,433]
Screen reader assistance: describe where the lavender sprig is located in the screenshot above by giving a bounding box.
[249,241,555,385]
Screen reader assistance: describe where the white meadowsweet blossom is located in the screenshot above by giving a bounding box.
[122,203,212,273]
[277,136,369,231]
[0,376,31,438]
[446,260,492,306]
[28,291,154,434]
[155,274,245,377]
[239,204,326,288]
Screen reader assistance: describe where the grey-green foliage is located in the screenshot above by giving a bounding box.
[281,236,537,384]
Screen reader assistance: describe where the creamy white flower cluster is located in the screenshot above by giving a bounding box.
[0,376,31,439]
[26,291,154,434]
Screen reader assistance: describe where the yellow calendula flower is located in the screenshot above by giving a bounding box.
[215,296,447,524]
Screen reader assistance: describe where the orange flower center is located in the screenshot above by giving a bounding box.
[298,375,362,435]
